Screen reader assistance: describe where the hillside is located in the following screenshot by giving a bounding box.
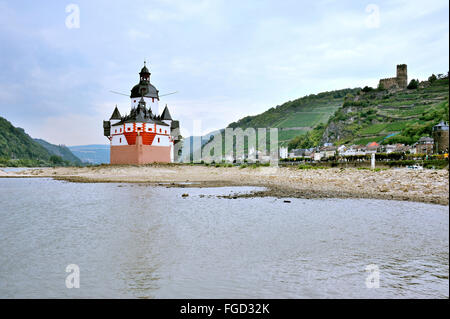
[289,75,449,149]
[227,88,360,145]
[35,139,82,165]
[0,116,81,166]
[0,117,51,161]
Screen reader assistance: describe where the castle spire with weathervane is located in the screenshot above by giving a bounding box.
[130,61,160,114]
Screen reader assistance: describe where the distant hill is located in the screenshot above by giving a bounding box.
[0,116,81,166]
[35,139,82,164]
[227,88,360,145]
[68,144,110,164]
[289,75,449,149]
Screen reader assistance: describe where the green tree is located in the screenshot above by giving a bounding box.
[361,86,374,93]
[407,79,419,90]
[50,155,64,165]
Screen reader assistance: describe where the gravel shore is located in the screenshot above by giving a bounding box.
[2,165,449,205]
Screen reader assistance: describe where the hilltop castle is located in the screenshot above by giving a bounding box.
[379,64,408,90]
[103,63,181,164]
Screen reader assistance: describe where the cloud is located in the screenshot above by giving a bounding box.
[27,114,106,146]
[0,0,448,146]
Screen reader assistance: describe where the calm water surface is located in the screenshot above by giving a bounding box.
[0,178,448,298]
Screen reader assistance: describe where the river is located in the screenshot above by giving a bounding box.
[0,178,448,298]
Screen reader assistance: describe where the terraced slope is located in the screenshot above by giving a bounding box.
[227,88,360,145]
[289,76,449,149]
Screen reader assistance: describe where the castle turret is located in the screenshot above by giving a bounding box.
[433,121,449,154]
[396,64,407,89]
[130,61,160,114]
[110,105,122,125]
[161,104,173,124]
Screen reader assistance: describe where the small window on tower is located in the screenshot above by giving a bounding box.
[165,130,167,134]
[158,138,160,143]
[120,138,122,143]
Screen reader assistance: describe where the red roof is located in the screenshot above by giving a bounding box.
[367,142,379,148]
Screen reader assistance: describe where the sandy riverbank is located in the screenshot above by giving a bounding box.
[1,164,448,205]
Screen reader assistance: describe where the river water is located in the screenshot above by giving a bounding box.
[0,178,448,298]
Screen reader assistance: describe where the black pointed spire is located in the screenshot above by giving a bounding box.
[161,104,173,121]
[136,98,147,121]
[110,105,121,120]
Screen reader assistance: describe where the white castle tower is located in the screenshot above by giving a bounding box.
[130,61,160,114]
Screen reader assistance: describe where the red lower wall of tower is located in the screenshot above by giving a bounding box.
[110,136,171,164]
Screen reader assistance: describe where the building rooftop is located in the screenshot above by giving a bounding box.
[161,105,173,121]
[111,98,169,127]
[131,62,159,99]
[109,106,121,120]
[417,136,434,144]
[433,121,449,131]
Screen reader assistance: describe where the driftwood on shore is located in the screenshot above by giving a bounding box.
[2,165,449,205]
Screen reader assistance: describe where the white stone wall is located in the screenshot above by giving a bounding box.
[110,122,171,146]
[152,134,172,147]
[111,134,128,146]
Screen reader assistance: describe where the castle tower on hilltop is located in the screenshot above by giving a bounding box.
[379,64,408,90]
[396,64,407,89]
[103,63,182,164]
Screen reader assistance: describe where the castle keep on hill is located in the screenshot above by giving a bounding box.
[103,63,181,164]
[379,64,408,90]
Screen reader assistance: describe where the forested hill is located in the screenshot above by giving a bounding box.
[227,88,360,145]
[35,139,82,165]
[0,116,82,166]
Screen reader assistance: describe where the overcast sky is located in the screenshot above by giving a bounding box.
[0,0,448,145]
